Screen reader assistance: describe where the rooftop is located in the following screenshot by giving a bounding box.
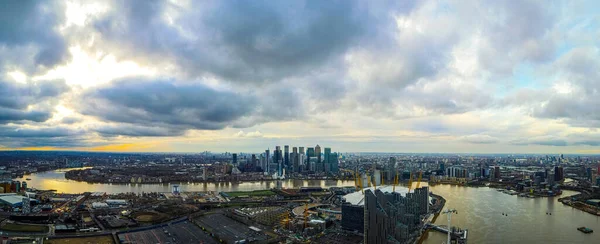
[342,185,410,206]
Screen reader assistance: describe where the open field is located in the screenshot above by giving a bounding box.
[46,235,114,244]
[0,223,48,232]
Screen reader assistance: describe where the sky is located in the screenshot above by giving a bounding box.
[0,0,599,154]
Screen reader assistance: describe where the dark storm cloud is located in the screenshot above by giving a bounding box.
[0,126,80,138]
[0,79,69,123]
[0,125,90,148]
[94,124,186,137]
[93,0,394,82]
[0,1,67,68]
[78,79,259,133]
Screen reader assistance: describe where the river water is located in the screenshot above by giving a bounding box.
[16,168,355,194]
[421,184,600,244]
[17,169,600,243]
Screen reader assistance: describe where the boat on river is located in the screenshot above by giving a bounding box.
[577,227,593,234]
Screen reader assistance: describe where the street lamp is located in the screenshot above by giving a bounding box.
[442,208,458,244]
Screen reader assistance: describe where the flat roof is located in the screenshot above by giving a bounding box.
[0,195,27,205]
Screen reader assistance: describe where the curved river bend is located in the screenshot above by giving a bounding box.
[17,169,600,244]
[17,168,355,194]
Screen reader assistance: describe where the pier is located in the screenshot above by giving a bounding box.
[425,223,468,244]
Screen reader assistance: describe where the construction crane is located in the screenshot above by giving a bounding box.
[407,172,414,193]
[280,212,291,229]
[372,175,377,190]
[303,203,309,229]
[415,171,423,189]
[393,170,399,192]
[354,170,359,188]
[358,173,364,194]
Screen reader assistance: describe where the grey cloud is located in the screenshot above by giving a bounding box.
[573,141,600,146]
[78,79,257,131]
[0,125,89,148]
[528,48,600,127]
[76,78,307,137]
[94,0,379,83]
[0,79,69,124]
[511,138,568,147]
[94,124,186,137]
[0,126,80,138]
[459,134,500,144]
[0,1,67,68]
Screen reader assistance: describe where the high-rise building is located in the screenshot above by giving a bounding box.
[299,147,305,171]
[307,148,315,159]
[232,153,237,165]
[494,166,501,180]
[554,166,564,182]
[324,148,331,173]
[315,145,322,164]
[284,145,290,172]
[363,187,429,243]
[292,147,299,172]
[330,152,339,173]
[275,146,283,176]
[265,149,270,173]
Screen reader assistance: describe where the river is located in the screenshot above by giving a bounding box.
[422,184,600,244]
[17,169,600,243]
[16,168,356,194]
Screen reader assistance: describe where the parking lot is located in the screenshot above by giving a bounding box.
[118,221,217,244]
[196,214,270,243]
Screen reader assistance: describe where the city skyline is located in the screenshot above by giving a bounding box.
[1,1,600,154]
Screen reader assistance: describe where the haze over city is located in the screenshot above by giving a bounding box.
[1,0,600,154]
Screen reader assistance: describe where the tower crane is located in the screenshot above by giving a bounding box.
[408,172,414,193]
[393,170,399,192]
[415,171,423,189]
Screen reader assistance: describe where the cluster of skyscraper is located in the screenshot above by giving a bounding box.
[258,145,339,176]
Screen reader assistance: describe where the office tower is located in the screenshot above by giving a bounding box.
[265,149,270,173]
[292,147,299,172]
[284,145,289,171]
[330,152,339,172]
[587,167,593,181]
[299,147,305,171]
[307,148,315,159]
[494,166,501,179]
[554,166,564,181]
[276,146,283,176]
[251,154,257,170]
[315,144,322,164]
[232,153,237,165]
[324,148,331,172]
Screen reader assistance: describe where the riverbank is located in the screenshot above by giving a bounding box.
[558,194,600,216]
[417,193,446,244]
